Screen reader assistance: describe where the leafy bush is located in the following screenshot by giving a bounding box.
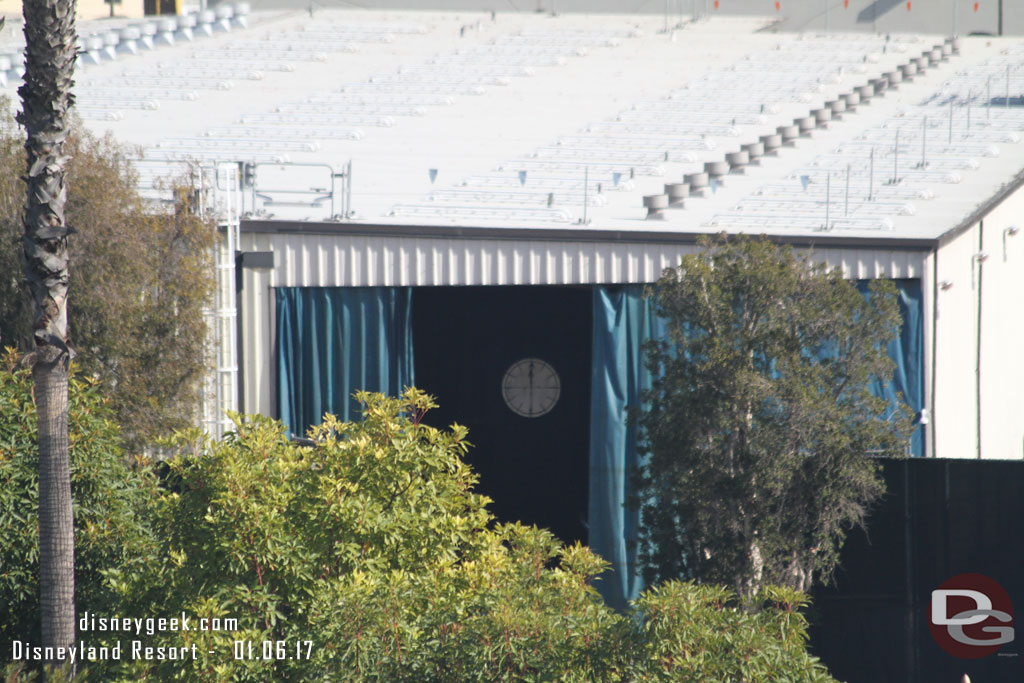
[0,348,158,648]
[627,582,835,682]
[1,376,837,681]
[94,389,837,682]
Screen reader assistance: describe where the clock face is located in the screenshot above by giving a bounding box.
[502,358,560,418]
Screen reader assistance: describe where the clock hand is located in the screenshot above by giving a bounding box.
[529,362,534,413]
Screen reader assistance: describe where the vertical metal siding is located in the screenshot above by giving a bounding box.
[243,233,928,287]
[238,229,935,420]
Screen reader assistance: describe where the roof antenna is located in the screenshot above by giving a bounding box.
[887,128,900,184]
[868,147,875,201]
[844,163,850,217]
[580,166,589,224]
[824,172,832,231]
[918,115,928,168]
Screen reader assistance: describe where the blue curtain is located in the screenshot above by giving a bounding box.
[276,287,414,437]
[589,279,925,608]
[589,285,666,610]
[856,279,925,458]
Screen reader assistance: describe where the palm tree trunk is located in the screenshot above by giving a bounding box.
[19,0,78,675]
[34,361,75,675]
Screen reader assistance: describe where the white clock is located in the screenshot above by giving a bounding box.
[502,358,560,418]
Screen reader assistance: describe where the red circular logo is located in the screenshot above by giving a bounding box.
[929,573,1014,659]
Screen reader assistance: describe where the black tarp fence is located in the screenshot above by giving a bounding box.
[810,457,1024,683]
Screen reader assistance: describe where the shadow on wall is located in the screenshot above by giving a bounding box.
[857,0,904,24]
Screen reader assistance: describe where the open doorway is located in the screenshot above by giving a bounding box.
[412,285,593,546]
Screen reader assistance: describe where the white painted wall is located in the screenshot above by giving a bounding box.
[933,182,1024,460]
[933,223,980,459]
[978,191,1024,459]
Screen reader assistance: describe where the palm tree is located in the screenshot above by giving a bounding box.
[18,0,77,674]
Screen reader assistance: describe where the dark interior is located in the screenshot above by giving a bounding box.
[412,285,593,546]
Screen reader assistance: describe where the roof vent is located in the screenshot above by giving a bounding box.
[777,124,800,146]
[726,150,749,173]
[664,182,688,207]
[826,99,846,119]
[643,193,669,220]
[742,141,764,165]
[760,133,783,154]
[685,171,709,196]
[795,116,816,137]
[704,160,730,183]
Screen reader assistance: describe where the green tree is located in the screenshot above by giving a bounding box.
[0,108,217,451]
[637,234,913,601]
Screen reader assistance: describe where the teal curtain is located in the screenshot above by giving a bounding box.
[589,285,665,610]
[276,287,414,437]
[589,279,925,609]
[858,279,925,458]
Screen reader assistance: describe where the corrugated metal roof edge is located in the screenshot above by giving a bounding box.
[939,165,1024,245]
[240,219,937,252]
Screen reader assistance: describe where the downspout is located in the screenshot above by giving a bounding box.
[930,247,939,458]
[976,222,984,459]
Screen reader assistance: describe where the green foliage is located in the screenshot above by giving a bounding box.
[91,389,837,682]
[638,234,913,599]
[0,103,217,450]
[626,582,835,682]
[0,348,159,648]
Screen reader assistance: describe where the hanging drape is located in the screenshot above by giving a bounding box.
[589,279,925,609]
[856,279,925,458]
[275,287,414,438]
[589,285,665,610]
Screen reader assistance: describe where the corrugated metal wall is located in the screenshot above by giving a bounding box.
[240,231,927,288]
[237,229,931,422]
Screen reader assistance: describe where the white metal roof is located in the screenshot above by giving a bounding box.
[6,6,1024,243]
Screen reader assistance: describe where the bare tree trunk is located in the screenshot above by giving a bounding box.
[19,0,78,675]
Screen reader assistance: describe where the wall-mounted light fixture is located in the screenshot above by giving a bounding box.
[972,251,988,289]
[1003,225,1020,261]
[939,279,954,290]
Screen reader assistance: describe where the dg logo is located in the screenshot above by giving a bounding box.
[929,573,1015,659]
